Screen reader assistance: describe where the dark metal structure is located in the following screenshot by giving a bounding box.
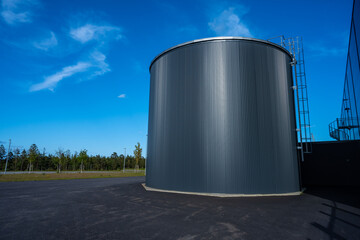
[329,0,360,140]
[301,140,360,186]
[146,37,300,194]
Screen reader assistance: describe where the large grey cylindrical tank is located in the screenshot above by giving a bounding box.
[146,37,300,195]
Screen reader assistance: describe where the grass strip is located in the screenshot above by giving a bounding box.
[0,171,145,182]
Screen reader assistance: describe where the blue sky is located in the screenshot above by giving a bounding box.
[0,0,353,156]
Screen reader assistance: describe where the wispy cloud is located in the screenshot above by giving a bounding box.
[29,49,111,92]
[33,31,58,51]
[1,0,38,25]
[209,7,253,37]
[30,62,91,92]
[88,50,110,77]
[308,45,347,57]
[29,20,122,92]
[118,94,126,98]
[70,24,122,43]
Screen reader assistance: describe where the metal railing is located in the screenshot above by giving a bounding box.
[328,118,359,141]
[337,117,359,129]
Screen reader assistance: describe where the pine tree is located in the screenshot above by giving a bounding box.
[133,142,142,172]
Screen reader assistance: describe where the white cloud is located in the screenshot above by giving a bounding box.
[118,94,126,98]
[209,7,253,37]
[70,24,122,43]
[89,50,110,77]
[30,62,91,92]
[1,0,38,25]
[26,19,121,92]
[33,31,58,51]
[1,10,29,24]
[29,50,111,92]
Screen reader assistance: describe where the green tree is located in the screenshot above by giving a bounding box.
[0,144,5,170]
[78,150,88,173]
[38,148,47,171]
[55,148,66,173]
[6,151,13,171]
[28,144,39,172]
[72,151,78,171]
[110,152,119,170]
[13,148,20,171]
[51,155,60,172]
[120,154,125,170]
[0,144,5,161]
[133,142,142,171]
[64,150,71,171]
[139,156,146,169]
[20,149,27,171]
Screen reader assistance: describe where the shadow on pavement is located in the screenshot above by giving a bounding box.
[305,186,360,240]
[304,186,360,209]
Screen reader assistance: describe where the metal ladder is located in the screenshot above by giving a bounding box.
[291,37,312,154]
[268,36,313,161]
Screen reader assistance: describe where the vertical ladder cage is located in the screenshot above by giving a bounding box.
[268,36,313,161]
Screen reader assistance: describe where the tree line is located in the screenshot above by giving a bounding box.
[0,143,145,172]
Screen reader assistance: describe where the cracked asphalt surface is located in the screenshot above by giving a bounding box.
[1,177,359,239]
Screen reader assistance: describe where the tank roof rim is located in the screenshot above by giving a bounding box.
[149,36,292,71]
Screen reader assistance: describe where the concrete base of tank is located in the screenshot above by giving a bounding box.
[142,184,304,197]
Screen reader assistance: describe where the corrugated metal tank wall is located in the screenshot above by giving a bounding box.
[146,37,300,194]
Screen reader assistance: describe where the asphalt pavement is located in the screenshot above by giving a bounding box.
[0,177,359,239]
